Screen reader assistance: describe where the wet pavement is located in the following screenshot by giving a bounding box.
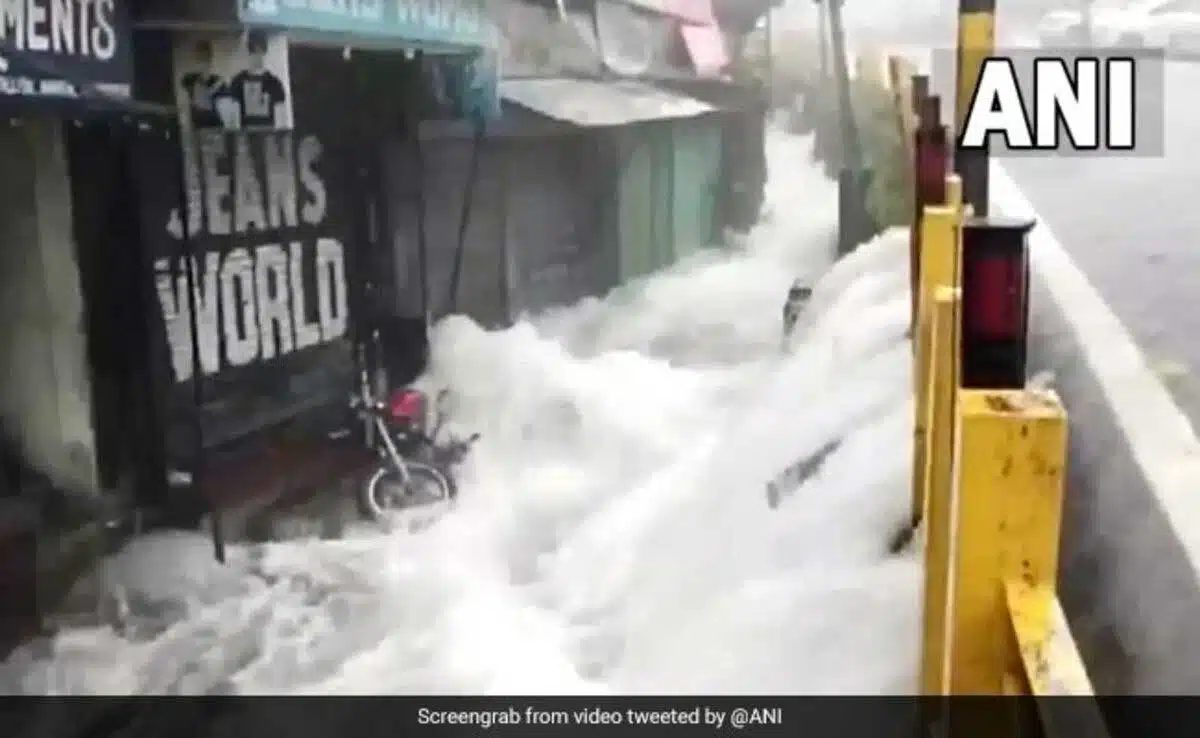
[1000,61,1200,422]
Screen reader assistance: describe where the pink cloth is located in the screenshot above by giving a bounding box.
[664,0,727,76]
[680,24,729,76]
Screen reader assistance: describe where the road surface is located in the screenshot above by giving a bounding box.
[1001,60,1200,422]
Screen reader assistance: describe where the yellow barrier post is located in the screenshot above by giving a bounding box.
[1006,581,1110,737]
[944,388,1067,695]
[910,175,963,526]
[919,286,960,696]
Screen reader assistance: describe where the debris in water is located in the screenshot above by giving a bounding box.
[780,279,813,350]
[887,518,921,555]
[765,438,842,509]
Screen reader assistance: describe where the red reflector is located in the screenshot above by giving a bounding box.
[389,389,425,423]
[915,132,947,204]
[965,254,1024,340]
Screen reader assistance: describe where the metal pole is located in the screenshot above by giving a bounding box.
[824,0,873,254]
[172,126,223,564]
[954,0,996,216]
[817,0,830,90]
[1081,0,1094,46]
[826,0,862,174]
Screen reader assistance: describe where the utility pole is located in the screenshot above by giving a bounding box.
[1081,0,1094,46]
[825,0,861,174]
[816,0,830,91]
[821,0,873,254]
[954,0,997,216]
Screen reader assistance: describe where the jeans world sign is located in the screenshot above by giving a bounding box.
[137,128,358,450]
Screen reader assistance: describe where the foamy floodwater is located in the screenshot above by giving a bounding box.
[2,131,919,696]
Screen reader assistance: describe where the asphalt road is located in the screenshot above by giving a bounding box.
[1000,61,1200,422]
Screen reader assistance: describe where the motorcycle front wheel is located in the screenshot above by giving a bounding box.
[358,461,454,524]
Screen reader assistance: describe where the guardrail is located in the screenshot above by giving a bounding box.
[884,53,1110,725]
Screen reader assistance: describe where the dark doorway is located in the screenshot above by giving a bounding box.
[66,121,166,510]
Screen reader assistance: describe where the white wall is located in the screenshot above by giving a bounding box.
[0,119,98,498]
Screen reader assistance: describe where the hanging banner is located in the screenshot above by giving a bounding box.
[670,0,728,76]
[0,0,133,109]
[423,46,500,123]
[612,0,708,24]
[172,30,294,135]
[460,45,500,122]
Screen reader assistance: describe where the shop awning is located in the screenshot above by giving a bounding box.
[605,0,709,24]
[499,77,714,126]
[711,0,781,33]
[136,0,498,54]
[0,38,169,119]
[236,0,498,53]
[665,0,717,24]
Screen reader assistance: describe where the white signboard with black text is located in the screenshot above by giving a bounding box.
[0,0,133,107]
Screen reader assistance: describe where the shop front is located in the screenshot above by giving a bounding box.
[127,0,500,546]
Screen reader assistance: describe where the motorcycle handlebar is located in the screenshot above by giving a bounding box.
[350,393,480,446]
[447,432,481,449]
[349,395,388,417]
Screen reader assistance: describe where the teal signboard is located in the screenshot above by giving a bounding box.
[239,0,494,51]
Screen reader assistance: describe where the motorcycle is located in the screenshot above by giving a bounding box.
[350,360,479,526]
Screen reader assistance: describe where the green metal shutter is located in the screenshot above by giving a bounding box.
[650,124,675,270]
[671,117,723,258]
[618,133,657,281]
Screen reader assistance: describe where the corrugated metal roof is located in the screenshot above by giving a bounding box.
[499,77,715,126]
